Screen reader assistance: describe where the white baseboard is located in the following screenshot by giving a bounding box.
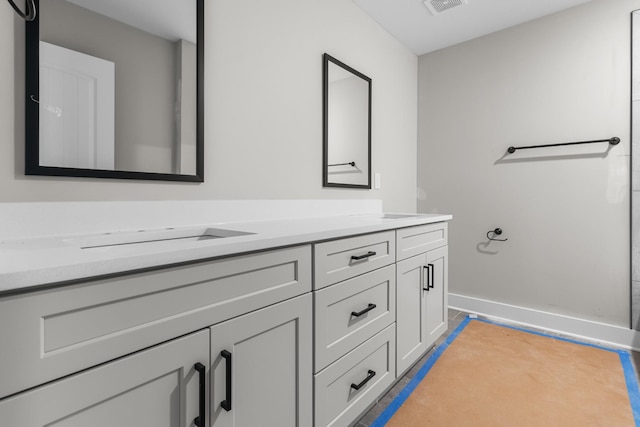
[449,293,640,352]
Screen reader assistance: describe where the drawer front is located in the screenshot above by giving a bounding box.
[314,231,396,289]
[0,245,311,399]
[396,222,447,261]
[314,265,395,371]
[314,325,396,427]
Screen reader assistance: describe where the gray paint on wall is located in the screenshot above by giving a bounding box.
[418,0,634,327]
[0,0,417,212]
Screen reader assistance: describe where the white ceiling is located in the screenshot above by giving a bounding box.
[353,0,593,55]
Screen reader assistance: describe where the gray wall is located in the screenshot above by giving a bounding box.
[418,0,635,327]
[0,0,418,212]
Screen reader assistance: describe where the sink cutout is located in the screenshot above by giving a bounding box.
[382,214,423,219]
[71,227,254,250]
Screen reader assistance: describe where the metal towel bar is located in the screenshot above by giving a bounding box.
[507,137,620,154]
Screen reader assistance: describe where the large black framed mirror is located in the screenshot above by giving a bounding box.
[25,0,204,182]
[323,53,371,189]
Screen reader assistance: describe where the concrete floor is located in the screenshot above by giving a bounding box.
[354,309,640,426]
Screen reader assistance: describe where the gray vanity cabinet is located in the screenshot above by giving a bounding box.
[0,245,312,427]
[0,219,450,427]
[209,294,313,427]
[0,246,311,400]
[312,223,449,426]
[0,295,313,427]
[0,330,209,427]
[396,223,449,376]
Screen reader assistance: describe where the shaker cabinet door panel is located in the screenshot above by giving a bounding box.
[396,252,428,375]
[395,244,448,376]
[0,330,209,427]
[425,246,448,347]
[209,294,313,427]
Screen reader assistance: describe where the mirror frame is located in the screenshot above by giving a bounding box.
[24,0,204,182]
[322,53,372,189]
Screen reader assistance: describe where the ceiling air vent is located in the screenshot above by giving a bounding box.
[423,0,468,15]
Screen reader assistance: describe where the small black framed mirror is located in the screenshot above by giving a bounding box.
[323,53,371,189]
[25,0,204,182]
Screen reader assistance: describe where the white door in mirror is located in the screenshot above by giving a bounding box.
[39,41,115,170]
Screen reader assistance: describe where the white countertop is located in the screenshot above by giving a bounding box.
[0,200,451,293]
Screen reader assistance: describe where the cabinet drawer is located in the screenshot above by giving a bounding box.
[314,265,395,371]
[0,245,311,399]
[314,231,395,289]
[396,222,447,261]
[314,325,396,427]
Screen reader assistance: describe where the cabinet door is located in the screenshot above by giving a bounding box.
[0,330,209,427]
[209,294,312,427]
[396,251,429,375]
[396,246,448,375]
[424,246,448,349]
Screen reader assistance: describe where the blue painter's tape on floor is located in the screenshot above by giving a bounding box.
[369,316,471,427]
[619,351,640,426]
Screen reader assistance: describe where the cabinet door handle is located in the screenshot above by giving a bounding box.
[351,369,376,390]
[351,303,377,317]
[351,251,376,261]
[220,350,232,412]
[428,263,435,289]
[193,362,206,427]
[423,265,430,291]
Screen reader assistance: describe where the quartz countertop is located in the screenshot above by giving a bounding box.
[0,201,451,293]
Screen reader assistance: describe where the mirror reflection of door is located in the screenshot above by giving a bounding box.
[323,54,371,189]
[39,41,115,170]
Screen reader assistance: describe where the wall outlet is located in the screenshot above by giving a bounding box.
[374,173,381,189]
